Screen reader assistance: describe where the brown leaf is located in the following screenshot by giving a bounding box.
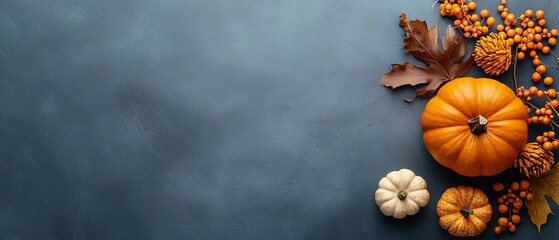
[526,165,559,233]
[380,12,473,101]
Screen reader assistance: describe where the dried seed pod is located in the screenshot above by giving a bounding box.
[473,32,512,76]
[515,142,554,178]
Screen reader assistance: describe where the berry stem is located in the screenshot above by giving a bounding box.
[525,101,539,109]
[513,46,519,90]
[508,201,512,219]
[550,50,558,60]
[431,0,440,9]
[549,51,559,71]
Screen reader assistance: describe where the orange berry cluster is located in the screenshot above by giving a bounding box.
[494,1,558,85]
[440,0,559,84]
[516,85,559,149]
[492,180,533,235]
[535,130,559,151]
[516,85,557,101]
[438,0,494,38]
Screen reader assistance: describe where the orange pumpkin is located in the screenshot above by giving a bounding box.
[436,185,492,237]
[421,77,528,176]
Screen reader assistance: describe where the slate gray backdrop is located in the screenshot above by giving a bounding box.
[1,0,558,239]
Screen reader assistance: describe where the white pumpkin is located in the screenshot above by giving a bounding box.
[375,168,430,219]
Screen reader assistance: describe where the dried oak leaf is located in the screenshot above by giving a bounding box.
[380,12,473,102]
[526,164,559,233]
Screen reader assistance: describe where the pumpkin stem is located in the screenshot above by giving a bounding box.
[460,208,474,217]
[467,115,488,135]
[397,190,407,200]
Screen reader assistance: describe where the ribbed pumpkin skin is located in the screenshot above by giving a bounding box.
[421,77,528,177]
[436,185,492,237]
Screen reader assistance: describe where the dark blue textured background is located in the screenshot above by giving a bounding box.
[2,0,559,239]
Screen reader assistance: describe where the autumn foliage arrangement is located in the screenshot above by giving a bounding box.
[377,0,559,237]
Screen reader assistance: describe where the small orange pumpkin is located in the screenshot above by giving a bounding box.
[421,77,528,176]
[436,185,492,237]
